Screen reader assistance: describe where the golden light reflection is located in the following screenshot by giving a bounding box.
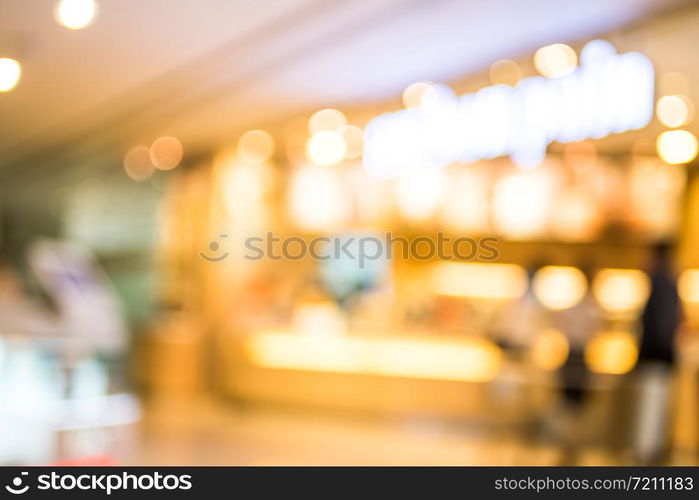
[292,302,347,337]
[237,129,275,164]
[308,108,347,134]
[150,136,183,170]
[678,269,699,303]
[493,171,551,239]
[431,262,528,301]
[339,125,364,159]
[439,169,489,232]
[592,269,650,315]
[394,169,447,222]
[489,59,522,86]
[401,81,436,109]
[123,145,154,181]
[533,266,587,311]
[246,332,503,382]
[529,329,569,371]
[0,58,21,92]
[657,130,698,165]
[585,330,638,375]
[550,189,599,241]
[288,165,351,230]
[306,131,347,166]
[55,0,97,30]
[534,43,577,78]
[656,95,693,128]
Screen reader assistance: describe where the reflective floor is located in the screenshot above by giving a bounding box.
[123,396,697,466]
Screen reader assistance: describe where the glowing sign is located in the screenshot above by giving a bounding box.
[363,40,654,178]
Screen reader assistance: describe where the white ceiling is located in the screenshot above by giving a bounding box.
[0,0,693,180]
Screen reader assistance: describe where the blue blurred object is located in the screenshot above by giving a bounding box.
[318,233,389,308]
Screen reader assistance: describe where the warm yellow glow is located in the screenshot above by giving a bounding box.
[657,130,698,165]
[563,141,597,167]
[221,160,271,227]
[150,136,183,170]
[439,169,489,232]
[308,108,346,134]
[394,169,447,221]
[629,159,685,238]
[585,330,638,375]
[402,81,436,109]
[123,145,154,181]
[55,0,97,30]
[288,165,350,230]
[237,129,275,164]
[678,269,699,303]
[550,189,599,241]
[592,269,650,315]
[656,95,693,128]
[431,262,528,301]
[489,59,522,86]
[529,329,569,371]
[306,131,347,166]
[533,266,587,311]
[0,58,21,92]
[339,125,364,159]
[493,171,551,239]
[534,43,577,78]
[246,332,503,382]
[292,302,347,337]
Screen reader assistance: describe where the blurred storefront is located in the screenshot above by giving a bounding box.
[2,0,699,465]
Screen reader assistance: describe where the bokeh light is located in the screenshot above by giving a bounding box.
[534,43,577,78]
[431,262,528,301]
[150,136,183,171]
[656,95,693,128]
[488,59,522,86]
[656,130,698,165]
[306,131,347,166]
[394,169,447,222]
[529,329,569,371]
[55,0,97,30]
[533,266,588,311]
[0,58,21,92]
[308,108,346,134]
[592,269,650,315]
[401,81,436,109]
[678,269,699,303]
[237,129,275,164]
[288,165,351,230]
[339,125,364,159]
[493,172,551,239]
[585,331,638,375]
[123,146,154,181]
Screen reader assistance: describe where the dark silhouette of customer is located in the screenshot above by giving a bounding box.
[633,242,681,464]
[639,242,680,365]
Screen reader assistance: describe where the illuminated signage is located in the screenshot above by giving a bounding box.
[363,40,655,178]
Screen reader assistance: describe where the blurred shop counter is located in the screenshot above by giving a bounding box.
[220,330,557,423]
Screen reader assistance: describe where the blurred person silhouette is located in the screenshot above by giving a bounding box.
[633,242,681,464]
